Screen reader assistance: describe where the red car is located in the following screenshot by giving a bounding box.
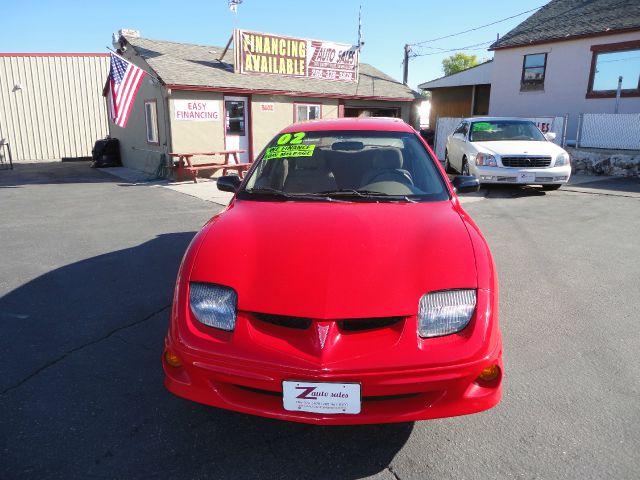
[163,118,502,425]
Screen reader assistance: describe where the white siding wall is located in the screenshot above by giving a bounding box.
[489,32,640,142]
[0,55,109,161]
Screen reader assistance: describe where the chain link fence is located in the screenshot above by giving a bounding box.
[577,113,640,150]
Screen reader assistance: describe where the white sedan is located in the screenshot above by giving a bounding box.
[445,118,571,190]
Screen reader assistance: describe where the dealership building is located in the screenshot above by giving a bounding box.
[109,31,421,174]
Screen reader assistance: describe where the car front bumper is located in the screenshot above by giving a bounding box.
[470,164,572,185]
[163,290,502,425]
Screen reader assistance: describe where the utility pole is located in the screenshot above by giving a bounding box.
[403,44,410,85]
[614,76,623,113]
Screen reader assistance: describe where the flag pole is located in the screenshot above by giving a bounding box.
[106,46,162,84]
[357,5,364,51]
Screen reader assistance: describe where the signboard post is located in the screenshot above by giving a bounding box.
[234,29,359,83]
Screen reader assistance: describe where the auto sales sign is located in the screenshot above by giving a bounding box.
[234,29,359,83]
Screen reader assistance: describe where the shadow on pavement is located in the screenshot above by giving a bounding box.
[566,176,640,194]
[0,162,114,187]
[0,232,412,479]
[484,184,548,199]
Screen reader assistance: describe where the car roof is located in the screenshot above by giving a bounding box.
[461,117,535,123]
[280,117,414,133]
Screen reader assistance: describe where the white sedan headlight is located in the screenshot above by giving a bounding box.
[475,153,497,167]
[189,282,237,331]
[418,290,476,338]
[555,152,570,166]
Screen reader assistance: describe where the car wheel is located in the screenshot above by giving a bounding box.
[542,184,562,191]
[444,151,455,174]
[462,157,470,176]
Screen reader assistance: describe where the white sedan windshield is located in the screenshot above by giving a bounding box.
[469,121,546,142]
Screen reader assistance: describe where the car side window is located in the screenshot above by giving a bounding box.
[453,123,466,135]
[462,123,469,138]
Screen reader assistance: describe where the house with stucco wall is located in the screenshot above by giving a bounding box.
[488,0,640,144]
[418,60,492,129]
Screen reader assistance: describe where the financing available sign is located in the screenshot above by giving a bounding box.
[234,29,359,83]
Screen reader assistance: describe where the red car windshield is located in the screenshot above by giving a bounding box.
[240,130,449,202]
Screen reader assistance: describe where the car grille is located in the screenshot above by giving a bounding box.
[234,385,420,402]
[338,317,404,331]
[501,156,551,168]
[251,313,404,332]
[253,313,312,330]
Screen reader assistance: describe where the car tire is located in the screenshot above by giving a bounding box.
[444,151,456,174]
[542,184,562,191]
[462,157,470,176]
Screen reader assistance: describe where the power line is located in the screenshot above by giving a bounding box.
[409,5,545,47]
[411,41,494,58]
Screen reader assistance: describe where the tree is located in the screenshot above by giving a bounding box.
[442,53,479,76]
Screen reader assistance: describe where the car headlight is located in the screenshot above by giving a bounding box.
[475,153,497,167]
[555,152,570,166]
[418,289,476,338]
[189,282,237,331]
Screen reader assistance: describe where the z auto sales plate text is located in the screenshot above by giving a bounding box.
[283,381,361,414]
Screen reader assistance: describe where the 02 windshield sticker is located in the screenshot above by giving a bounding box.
[264,144,316,160]
[277,132,306,145]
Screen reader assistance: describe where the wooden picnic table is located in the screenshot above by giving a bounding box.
[169,150,251,183]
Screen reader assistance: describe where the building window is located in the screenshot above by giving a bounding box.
[587,40,640,98]
[225,100,246,135]
[295,104,321,122]
[521,53,547,91]
[144,100,159,144]
[344,107,400,118]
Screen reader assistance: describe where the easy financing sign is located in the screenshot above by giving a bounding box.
[234,29,359,83]
[174,100,220,121]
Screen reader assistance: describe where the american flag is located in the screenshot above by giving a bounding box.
[108,53,145,128]
[229,0,242,13]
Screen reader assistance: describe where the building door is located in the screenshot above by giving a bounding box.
[224,96,250,163]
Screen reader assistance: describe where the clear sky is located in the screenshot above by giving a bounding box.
[2,0,546,89]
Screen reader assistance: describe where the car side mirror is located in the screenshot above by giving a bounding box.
[217,175,241,193]
[544,132,557,141]
[451,175,480,194]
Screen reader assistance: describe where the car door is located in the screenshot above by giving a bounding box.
[458,122,473,171]
[448,121,468,171]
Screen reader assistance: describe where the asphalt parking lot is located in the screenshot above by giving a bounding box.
[1,163,639,479]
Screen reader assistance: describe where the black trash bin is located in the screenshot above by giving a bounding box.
[91,137,121,168]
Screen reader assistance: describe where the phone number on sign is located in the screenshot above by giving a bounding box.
[309,69,355,81]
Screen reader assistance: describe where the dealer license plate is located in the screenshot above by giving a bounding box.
[283,381,361,414]
[517,172,536,183]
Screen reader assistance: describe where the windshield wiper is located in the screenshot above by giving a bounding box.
[315,188,385,197]
[243,187,292,198]
[242,187,347,202]
[316,189,418,202]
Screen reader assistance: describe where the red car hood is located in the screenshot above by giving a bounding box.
[190,199,476,319]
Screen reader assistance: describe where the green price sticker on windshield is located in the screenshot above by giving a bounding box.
[264,144,316,160]
[472,122,493,132]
